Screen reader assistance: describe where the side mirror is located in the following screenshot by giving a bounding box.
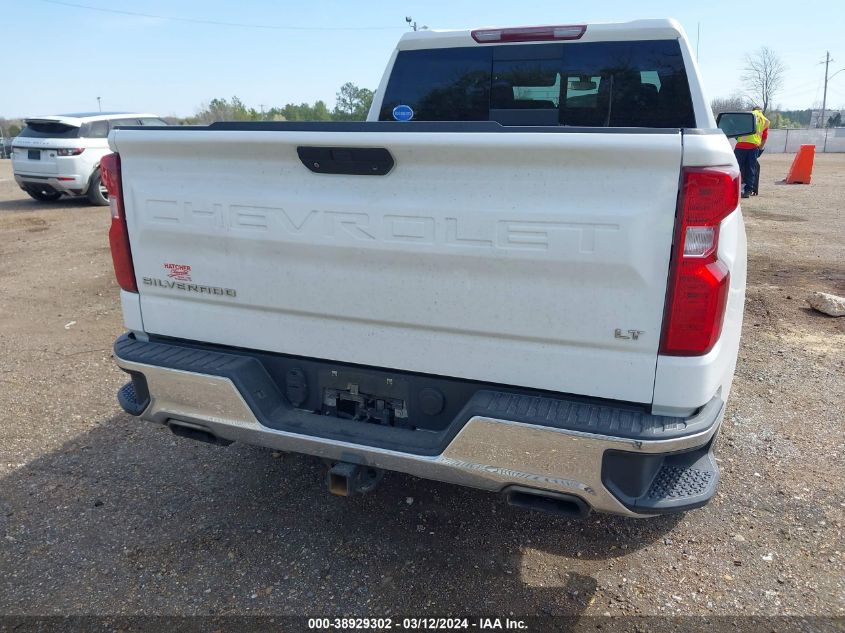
[716,111,756,138]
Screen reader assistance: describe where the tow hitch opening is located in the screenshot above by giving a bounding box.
[327,462,385,496]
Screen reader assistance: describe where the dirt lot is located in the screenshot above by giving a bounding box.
[0,154,843,622]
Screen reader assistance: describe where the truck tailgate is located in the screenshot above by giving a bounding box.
[113,128,682,404]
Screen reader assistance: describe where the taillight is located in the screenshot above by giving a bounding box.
[660,166,740,356]
[56,148,84,156]
[471,24,586,43]
[100,153,137,293]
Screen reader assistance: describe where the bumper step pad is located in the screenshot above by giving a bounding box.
[117,379,150,417]
[639,450,718,512]
[603,443,719,514]
[648,462,715,501]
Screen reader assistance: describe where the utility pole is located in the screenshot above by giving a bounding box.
[97,96,102,112]
[820,51,831,128]
[259,104,266,120]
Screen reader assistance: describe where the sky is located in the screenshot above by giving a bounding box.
[3,0,845,119]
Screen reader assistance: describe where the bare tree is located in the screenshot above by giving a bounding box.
[741,47,786,113]
[711,94,751,116]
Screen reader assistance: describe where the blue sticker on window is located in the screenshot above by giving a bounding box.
[392,105,414,122]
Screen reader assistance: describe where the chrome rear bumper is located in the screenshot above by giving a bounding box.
[115,347,723,518]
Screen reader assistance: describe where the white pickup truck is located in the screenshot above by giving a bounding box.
[107,19,754,518]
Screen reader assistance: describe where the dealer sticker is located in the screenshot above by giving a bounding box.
[392,105,414,121]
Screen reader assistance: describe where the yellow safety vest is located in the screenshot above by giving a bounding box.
[736,110,770,147]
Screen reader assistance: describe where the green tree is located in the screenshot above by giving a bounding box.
[192,96,260,123]
[311,100,333,121]
[776,109,812,127]
[766,112,788,128]
[333,82,374,121]
[269,100,334,121]
[190,85,375,124]
[0,117,23,137]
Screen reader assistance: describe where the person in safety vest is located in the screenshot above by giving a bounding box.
[734,106,770,198]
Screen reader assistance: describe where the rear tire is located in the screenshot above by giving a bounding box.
[87,170,109,206]
[25,188,62,202]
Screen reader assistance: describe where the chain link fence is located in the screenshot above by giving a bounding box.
[765,128,845,153]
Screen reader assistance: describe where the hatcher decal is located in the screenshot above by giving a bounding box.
[164,263,192,282]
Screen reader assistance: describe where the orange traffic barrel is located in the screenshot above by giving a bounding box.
[785,144,815,184]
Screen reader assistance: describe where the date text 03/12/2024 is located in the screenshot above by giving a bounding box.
[307,617,528,630]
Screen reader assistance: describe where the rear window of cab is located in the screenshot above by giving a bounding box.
[378,40,695,128]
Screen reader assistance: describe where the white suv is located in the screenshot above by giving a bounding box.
[11,112,166,206]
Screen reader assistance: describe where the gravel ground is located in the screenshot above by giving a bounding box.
[0,154,842,621]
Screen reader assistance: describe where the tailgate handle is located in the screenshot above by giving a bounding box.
[297,146,394,176]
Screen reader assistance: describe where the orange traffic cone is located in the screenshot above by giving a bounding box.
[784,144,815,184]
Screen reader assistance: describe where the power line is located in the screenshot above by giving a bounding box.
[33,0,404,31]
[827,86,845,104]
[788,74,829,93]
[779,85,825,98]
[775,72,825,102]
[814,66,824,108]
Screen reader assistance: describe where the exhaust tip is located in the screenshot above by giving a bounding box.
[167,420,232,446]
[504,486,590,519]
